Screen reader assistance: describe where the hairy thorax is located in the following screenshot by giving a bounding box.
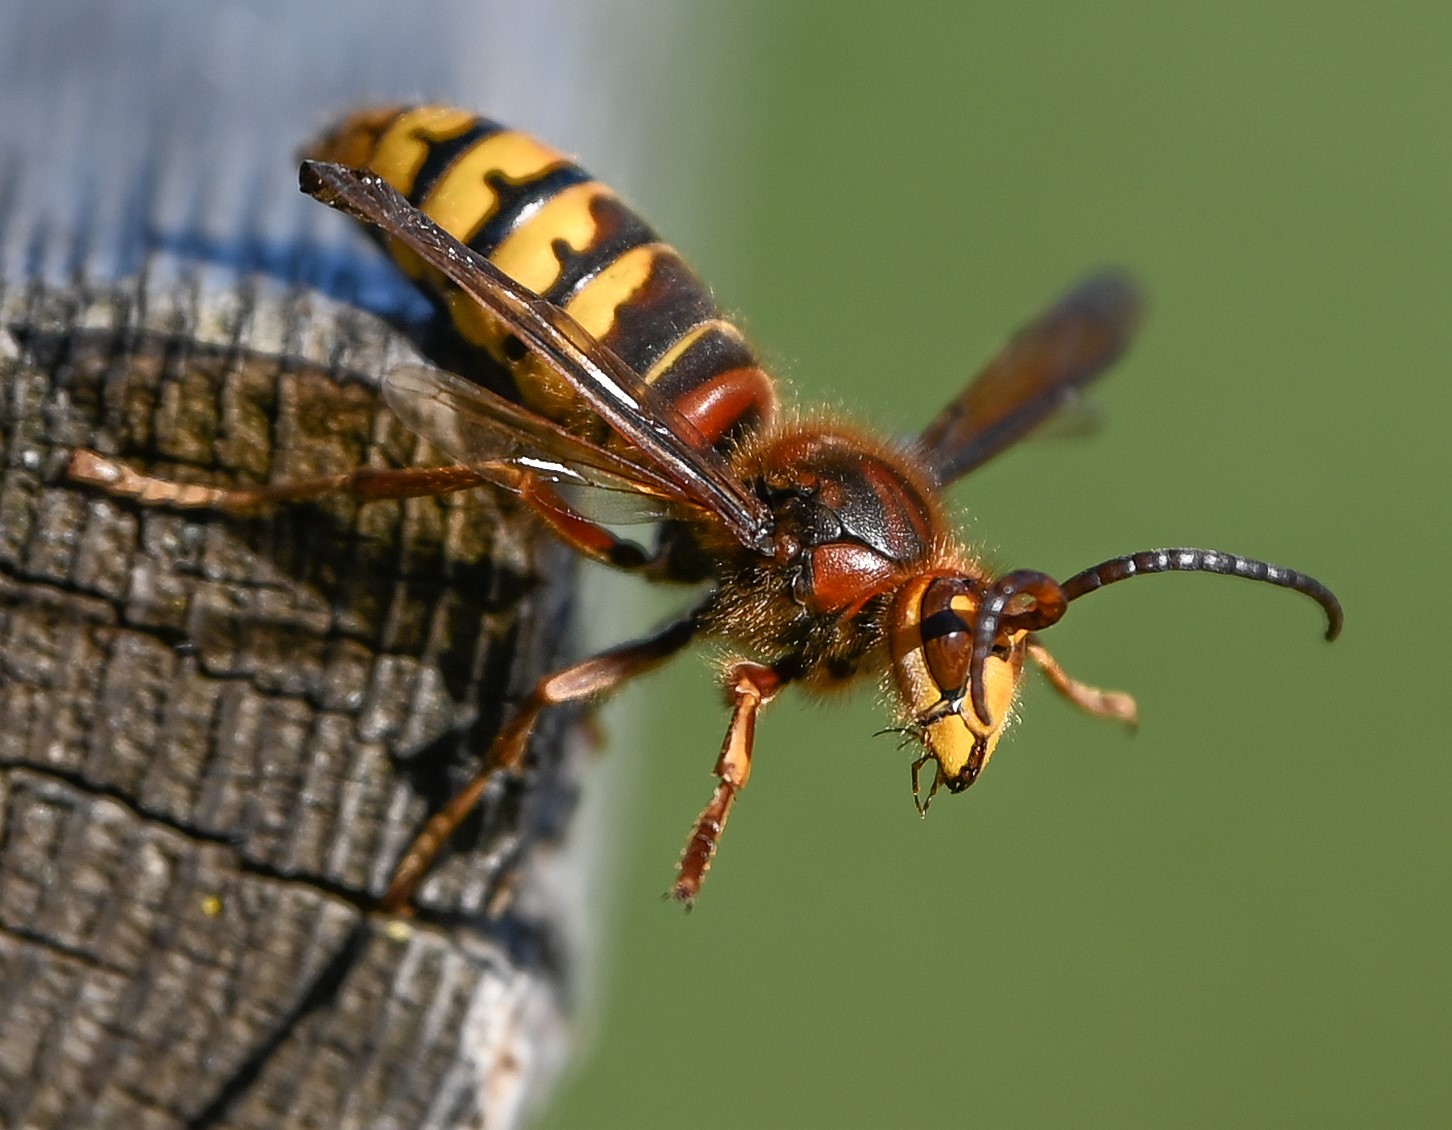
[698,424,955,689]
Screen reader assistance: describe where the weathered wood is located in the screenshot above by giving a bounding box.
[0,274,580,1128]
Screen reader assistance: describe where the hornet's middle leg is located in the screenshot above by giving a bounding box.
[672,661,787,906]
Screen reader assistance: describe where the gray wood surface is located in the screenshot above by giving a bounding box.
[0,269,581,1128]
[0,3,694,1122]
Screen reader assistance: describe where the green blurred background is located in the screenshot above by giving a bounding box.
[543,4,1448,1127]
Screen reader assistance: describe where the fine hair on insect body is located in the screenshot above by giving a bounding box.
[69,106,1343,909]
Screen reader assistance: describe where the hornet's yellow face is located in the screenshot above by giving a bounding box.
[887,575,1027,807]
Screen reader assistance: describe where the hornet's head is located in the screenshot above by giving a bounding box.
[886,548,1343,811]
[887,574,1027,809]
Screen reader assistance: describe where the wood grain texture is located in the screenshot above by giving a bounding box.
[0,274,581,1128]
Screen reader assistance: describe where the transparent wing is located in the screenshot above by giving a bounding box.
[302,161,776,552]
[1023,390,1106,443]
[384,362,697,523]
[916,270,1145,486]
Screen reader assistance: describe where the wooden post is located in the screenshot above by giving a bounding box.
[0,259,581,1130]
[0,1,657,1124]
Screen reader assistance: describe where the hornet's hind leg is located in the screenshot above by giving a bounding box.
[69,450,663,571]
[383,610,703,913]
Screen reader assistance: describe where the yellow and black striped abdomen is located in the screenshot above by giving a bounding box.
[311,106,775,447]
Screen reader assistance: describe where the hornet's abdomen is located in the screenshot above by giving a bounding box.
[311,106,775,448]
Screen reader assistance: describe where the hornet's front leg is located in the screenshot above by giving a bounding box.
[672,661,787,906]
[1026,636,1138,728]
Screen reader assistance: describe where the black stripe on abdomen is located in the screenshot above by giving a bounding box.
[543,192,661,306]
[595,251,722,377]
[649,324,761,400]
[465,162,594,257]
[404,118,506,204]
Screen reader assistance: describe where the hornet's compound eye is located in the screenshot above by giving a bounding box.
[918,576,981,700]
